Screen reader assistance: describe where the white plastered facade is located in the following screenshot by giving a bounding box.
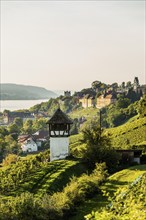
[50,135,69,161]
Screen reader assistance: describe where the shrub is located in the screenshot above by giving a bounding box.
[2,154,19,166]
[0,193,44,220]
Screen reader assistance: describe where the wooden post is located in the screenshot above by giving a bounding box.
[99,109,102,134]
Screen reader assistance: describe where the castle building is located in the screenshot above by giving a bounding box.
[79,95,95,108]
[64,91,71,97]
[96,93,117,108]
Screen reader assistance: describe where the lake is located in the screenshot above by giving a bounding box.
[0,99,49,112]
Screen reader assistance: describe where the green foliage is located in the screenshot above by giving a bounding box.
[1,134,21,159]
[21,119,34,134]
[32,118,48,131]
[104,116,146,149]
[13,117,23,129]
[80,120,119,171]
[30,96,81,116]
[116,97,131,108]
[7,123,20,134]
[0,154,88,198]
[40,163,107,219]
[85,173,146,220]
[0,192,44,220]
[101,101,138,128]
[0,163,107,220]
[0,150,50,195]
[2,154,19,167]
[69,107,99,122]
[137,94,146,117]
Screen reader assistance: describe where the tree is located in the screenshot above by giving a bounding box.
[32,118,48,131]
[22,119,34,134]
[14,117,23,129]
[126,81,132,88]
[91,81,101,91]
[111,82,118,89]
[81,120,119,171]
[137,94,146,117]
[116,98,131,108]
[121,82,125,89]
[8,123,20,134]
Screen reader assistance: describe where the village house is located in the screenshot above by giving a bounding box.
[96,92,117,108]
[32,130,48,147]
[21,137,38,152]
[79,95,95,108]
[18,129,48,152]
[3,111,35,124]
[18,135,37,152]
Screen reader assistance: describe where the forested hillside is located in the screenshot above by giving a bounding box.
[0,84,57,100]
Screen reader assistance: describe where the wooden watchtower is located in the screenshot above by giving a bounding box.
[47,108,73,161]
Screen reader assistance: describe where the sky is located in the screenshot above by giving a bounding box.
[1,0,145,91]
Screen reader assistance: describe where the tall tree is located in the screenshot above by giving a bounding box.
[81,120,119,171]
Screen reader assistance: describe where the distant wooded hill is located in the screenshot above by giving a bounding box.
[0,84,57,100]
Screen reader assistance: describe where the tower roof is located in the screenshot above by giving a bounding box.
[47,108,73,124]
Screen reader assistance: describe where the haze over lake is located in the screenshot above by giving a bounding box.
[0,99,48,112]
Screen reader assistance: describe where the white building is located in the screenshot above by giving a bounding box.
[47,108,73,161]
[21,138,38,152]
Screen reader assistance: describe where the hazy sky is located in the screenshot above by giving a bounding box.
[1,1,145,91]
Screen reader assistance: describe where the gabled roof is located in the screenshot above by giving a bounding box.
[32,130,48,139]
[47,108,73,124]
[98,92,117,100]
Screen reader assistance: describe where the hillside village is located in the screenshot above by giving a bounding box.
[0,77,146,220]
[79,77,144,108]
[0,77,145,154]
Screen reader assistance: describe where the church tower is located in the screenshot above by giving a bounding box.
[47,108,73,161]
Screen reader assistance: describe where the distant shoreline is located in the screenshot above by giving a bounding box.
[0,99,49,112]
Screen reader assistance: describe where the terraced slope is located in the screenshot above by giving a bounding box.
[104,117,146,149]
[0,159,87,198]
[70,164,146,220]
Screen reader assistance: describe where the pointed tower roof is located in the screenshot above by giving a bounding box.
[47,108,73,124]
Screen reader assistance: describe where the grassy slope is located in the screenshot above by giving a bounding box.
[69,105,146,150]
[0,159,87,199]
[69,107,100,120]
[103,116,146,149]
[70,164,146,220]
[69,116,146,157]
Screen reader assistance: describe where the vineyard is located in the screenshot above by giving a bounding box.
[69,115,146,159]
[0,96,145,219]
[0,163,107,220]
[0,153,87,198]
[70,165,146,220]
[104,117,146,149]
